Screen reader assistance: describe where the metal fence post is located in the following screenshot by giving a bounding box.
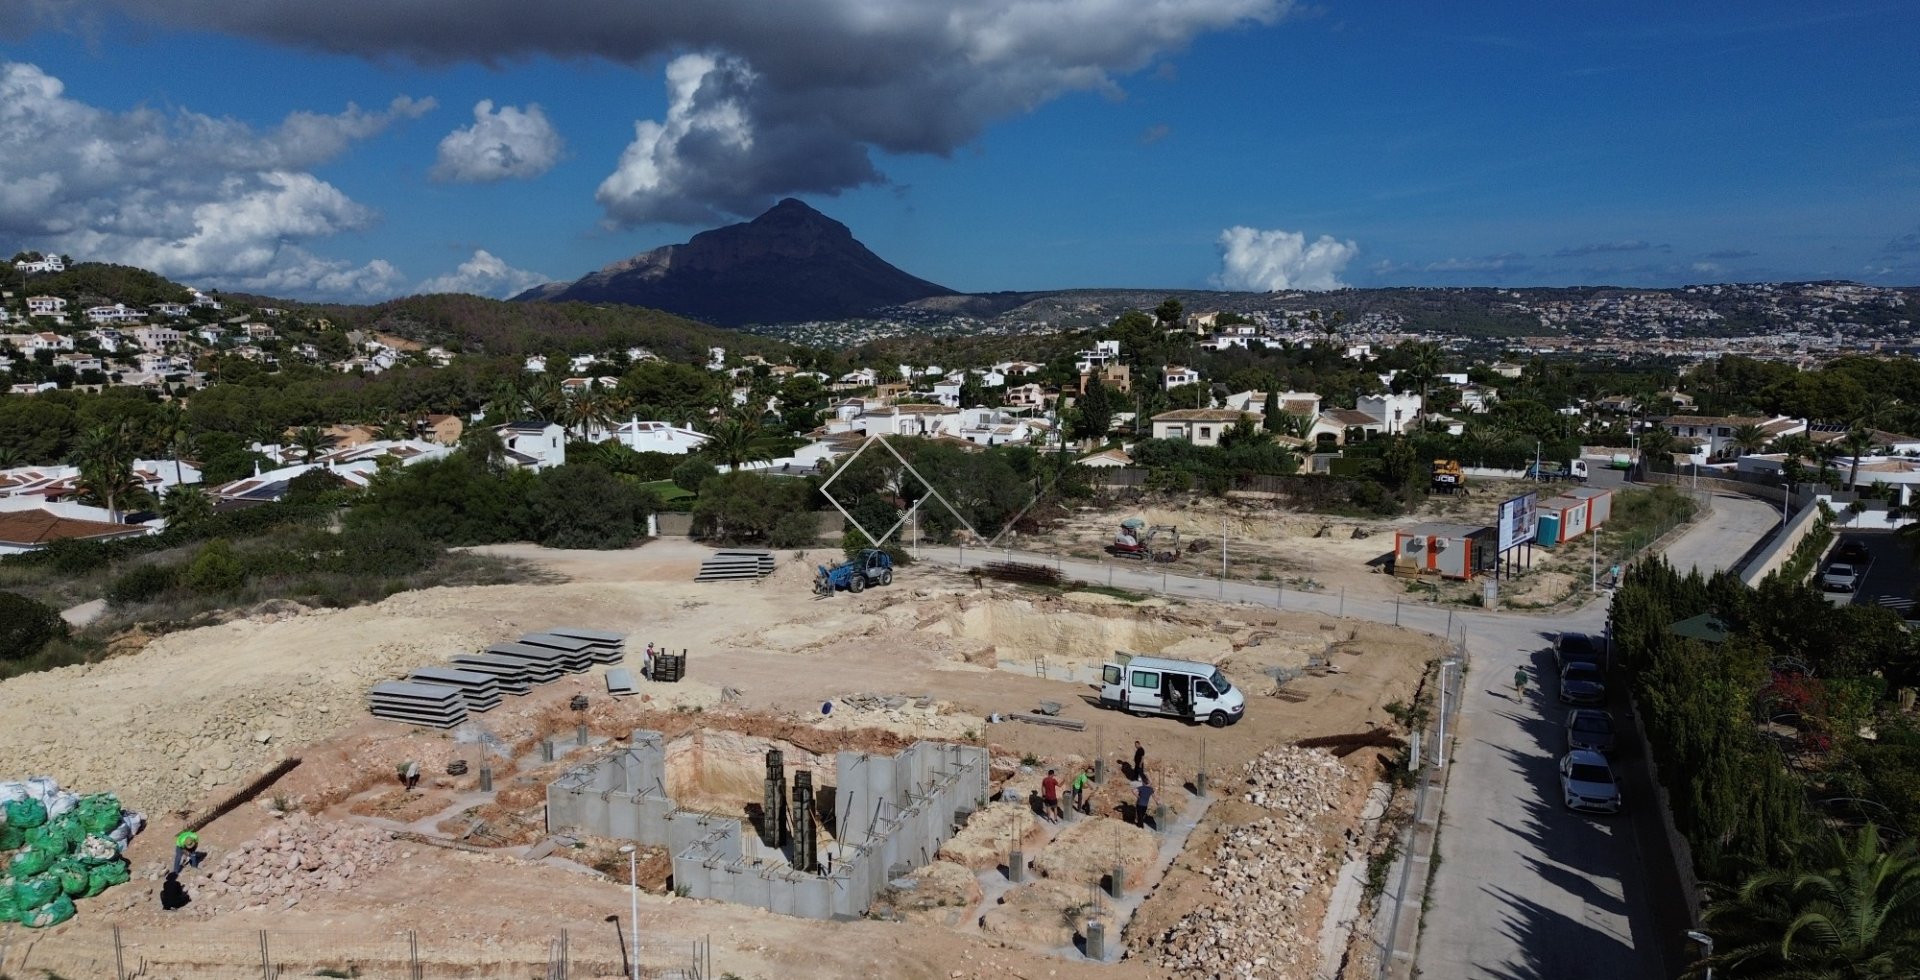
[113,925,126,980]
[258,930,271,980]
[409,930,421,980]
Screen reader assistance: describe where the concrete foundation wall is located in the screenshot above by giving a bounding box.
[551,731,988,919]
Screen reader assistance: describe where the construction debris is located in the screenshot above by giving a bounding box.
[1008,712,1086,731]
[191,814,398,912]
[1140,747,1356,979]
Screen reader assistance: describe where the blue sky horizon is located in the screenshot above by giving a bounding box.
[1,0,1916,301]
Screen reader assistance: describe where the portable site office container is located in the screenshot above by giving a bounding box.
[1567,486,1613,527]
[1393,522,1496,580]
[1537,495,1592,547]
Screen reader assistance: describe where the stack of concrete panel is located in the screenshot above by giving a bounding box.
[480,642,567,682]
[407,666,503,713]
[694,549,776,582]
[368,681,469,728]
[447,653,534,694]
[543,626,626,664]
[517,632,598,672]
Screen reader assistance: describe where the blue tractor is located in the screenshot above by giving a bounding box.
[814,549,894,596]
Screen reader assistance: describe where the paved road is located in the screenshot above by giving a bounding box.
[919,492,1778,980]
[1663,494,1780,579]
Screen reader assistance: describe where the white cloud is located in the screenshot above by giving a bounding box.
[1213,226,1357,292]
[431,100,563,182]
[0,60,427,299]
[417,249,550,298]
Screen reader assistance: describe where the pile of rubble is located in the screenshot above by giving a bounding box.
[1141,747,1357,979]
[814,692,978,740]
[189,815,398,911]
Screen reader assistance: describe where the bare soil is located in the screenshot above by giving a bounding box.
[5,537,1436,980]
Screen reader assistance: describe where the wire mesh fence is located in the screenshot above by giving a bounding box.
[0,923,712,980]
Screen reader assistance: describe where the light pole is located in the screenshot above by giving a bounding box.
[619,843,639,980]
[1436,659,1459,768]
[1686,930,1714,980]
[1590,527,1599,593]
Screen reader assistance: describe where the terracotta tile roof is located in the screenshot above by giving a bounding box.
[1152,408,1256,423]
[1324,408,1380,426]
[0,509,148,547]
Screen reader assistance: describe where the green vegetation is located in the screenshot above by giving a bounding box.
[1611,556,1920,975]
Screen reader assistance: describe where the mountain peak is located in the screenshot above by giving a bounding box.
[516,200,952,326]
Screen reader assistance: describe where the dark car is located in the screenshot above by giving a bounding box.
[1565,708,1618,754]
[1835,539,1871,564]
[1559,662,1606,705]
[1554,632,1605,672]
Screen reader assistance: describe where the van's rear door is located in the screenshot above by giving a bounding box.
[1127,668,1163,713]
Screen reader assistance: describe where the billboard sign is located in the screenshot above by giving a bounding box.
[1497,492,1539,552]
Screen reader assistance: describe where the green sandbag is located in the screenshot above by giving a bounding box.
[0,822,20,849]
[46,814,85,850]
[3,798,46,830]
[23,824,60,853]
[13,872,61,909]
[88,859,129,892]
[74,794,122,835]
[21,894,74,928]
[52,859,88,898]
[0,883,17,923]
[8,845,54,877]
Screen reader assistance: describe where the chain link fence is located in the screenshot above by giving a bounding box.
[0,923,712,980]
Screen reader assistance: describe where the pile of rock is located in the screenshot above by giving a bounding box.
[1141,747,1357,979]
[190,815,397,911]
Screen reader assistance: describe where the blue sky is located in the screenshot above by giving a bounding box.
[1,0,1915,300]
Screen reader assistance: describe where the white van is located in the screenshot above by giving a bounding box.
[1099,654,1246,727]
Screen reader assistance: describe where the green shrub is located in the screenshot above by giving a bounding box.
[0,590,68,662]
[525,465,658,550]
[106,563,179,607]
[768,510,823,549]
[335,522,441,576]
[182,539,245,595]
[671,457,717,496]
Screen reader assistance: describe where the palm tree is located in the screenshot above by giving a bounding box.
[701,414,772,472]
[1728,422,1769,458]
[1637,425,1680,472]
[0,446,21,470]
[1402,342,1444,426]
[1692,824,1920,978]
[1842,427,1876,490]
[73,422,144,522]
[292,424,329,463]
[1813,442,1845,487]
[159,484,213,529]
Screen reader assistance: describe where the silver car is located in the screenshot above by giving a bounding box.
[1559,750,1622,814]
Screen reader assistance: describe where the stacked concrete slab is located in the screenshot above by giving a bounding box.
[541,627,627,664]
[370,625,627,728]
[406,666,503,713]
[546,730,990,920]
[694,549,776,582]
[447,653,535,694]
[368,681,469,728]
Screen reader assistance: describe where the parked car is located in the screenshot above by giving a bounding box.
[1835,539,1871,564]
[1558,662,1606,705]
[1553,632,1605,672]
[1822,562,1860,593]
[1560,750,1622,814]
[1564,709,1618,754]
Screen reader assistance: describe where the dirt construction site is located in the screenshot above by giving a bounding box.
[0,538,1445,979]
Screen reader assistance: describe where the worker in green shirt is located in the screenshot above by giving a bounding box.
[172,829,205,875]
[1069,768,1094,816]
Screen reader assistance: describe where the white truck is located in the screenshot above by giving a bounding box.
[1099,654,1246,728]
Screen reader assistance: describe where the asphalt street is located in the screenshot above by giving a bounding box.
[917,491,1783,980]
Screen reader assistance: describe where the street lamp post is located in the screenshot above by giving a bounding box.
[619,844,639,980]
[1687,930,1714,980]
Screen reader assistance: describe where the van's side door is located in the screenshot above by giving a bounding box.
[1128,669,1163,713]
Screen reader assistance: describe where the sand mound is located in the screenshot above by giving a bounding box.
[980,879,1098,946]
[1030,816,1161,887]
[939,801,1043,870]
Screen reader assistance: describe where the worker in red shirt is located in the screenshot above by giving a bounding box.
[1041,769,1063,822]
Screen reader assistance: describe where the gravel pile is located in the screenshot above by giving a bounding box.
[1142,747,1355,979]
[189,815,397,911]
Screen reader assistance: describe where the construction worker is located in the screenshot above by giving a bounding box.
[1513,667,1529,701]
[1132,740,1146,779]
[1040,770,1062,823]
[402,760,421,792]
[1069,768,1094,815]
[172,829,204,874]
[1134,773,1154,828]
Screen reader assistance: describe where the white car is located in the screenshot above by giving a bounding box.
[1559,750,1622,814]
[1822,563,1860,593]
